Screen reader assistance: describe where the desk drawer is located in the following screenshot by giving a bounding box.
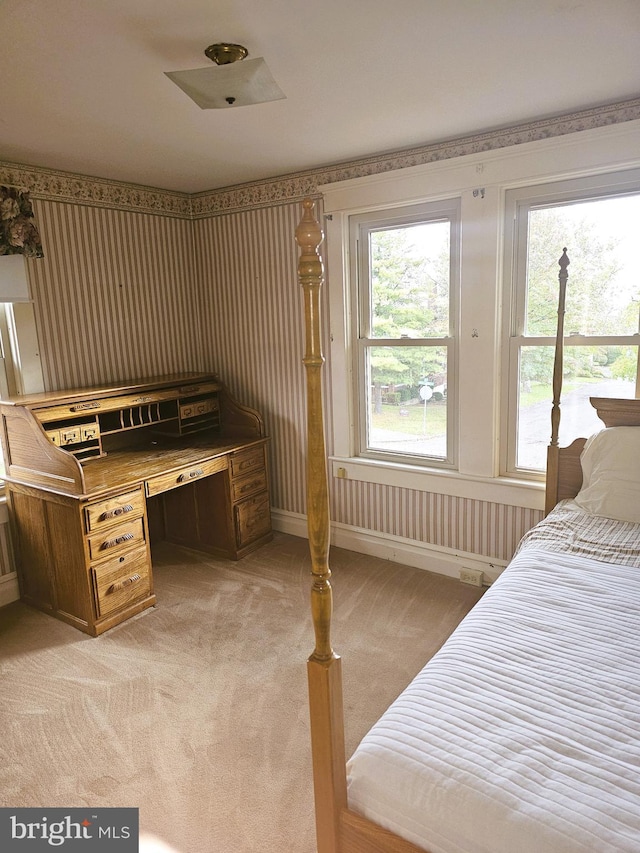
[92,546,151,618]
[234,492,271,548]
[87,517,146,561]
[231,469,267,502]
[230,446,265,480]
[81,423,100,442]
[34,389,178,423]
[59,426,81,445]
[84,488,145,533]
[179,381,220,396]
[145,456,228,497]
[180,398,216,420]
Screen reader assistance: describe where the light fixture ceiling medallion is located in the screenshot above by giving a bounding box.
[204,43,248,65]
[164,42,286,110]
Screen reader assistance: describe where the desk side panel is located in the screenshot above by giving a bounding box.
[1,406,85,495]
[219,384,265,438]
[8,487,90,625]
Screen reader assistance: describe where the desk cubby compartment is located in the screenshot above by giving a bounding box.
[178,393,220,434]
[98,399,178,434]
[45,417,102,459]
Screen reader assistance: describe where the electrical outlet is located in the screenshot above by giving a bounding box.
[460,567,484,587]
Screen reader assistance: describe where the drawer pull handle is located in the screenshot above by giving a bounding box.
[70,401,100,411]
[106,573,141,595]
[99,504,134,521]
[178,468,204,482]
[101,532,135,550]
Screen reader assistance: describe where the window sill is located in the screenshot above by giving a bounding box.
[330,456,545,511]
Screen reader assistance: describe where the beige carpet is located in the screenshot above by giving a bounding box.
[0,532,484,853]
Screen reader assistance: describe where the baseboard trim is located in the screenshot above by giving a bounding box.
[0,573,19,607]
[270,509,506,584]
[0,510,507,612]
[271,509,308,539]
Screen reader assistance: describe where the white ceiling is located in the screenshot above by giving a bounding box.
[1,0,639,194]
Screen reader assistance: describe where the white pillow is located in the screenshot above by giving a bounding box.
[574,426,640,524]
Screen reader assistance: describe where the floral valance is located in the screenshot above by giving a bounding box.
[0,185,44,258]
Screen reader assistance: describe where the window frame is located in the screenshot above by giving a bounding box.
[349,199,460,469]
[501,169,640,478]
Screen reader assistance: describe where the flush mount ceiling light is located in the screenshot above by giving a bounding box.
[164,42,286,109]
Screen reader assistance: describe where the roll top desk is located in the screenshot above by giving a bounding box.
[0,373,272,635]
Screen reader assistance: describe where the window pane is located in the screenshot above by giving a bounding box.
[526,195,640,337]
[516,345,638,470]
[366,345,447,459]
[369,221,449,338]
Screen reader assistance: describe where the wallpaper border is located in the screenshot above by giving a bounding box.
[0,162,191,218]
[190,97,640,216]
[2,97,640,218]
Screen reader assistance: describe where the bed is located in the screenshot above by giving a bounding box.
[296,198,640,853]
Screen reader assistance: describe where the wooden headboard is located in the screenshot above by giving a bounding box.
[545,397,640,513]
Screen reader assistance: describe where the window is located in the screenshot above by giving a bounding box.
[504,172,640,475]
[322,123,640,510]
[350,200,459,468]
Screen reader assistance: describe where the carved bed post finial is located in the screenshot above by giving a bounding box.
[550,248,570,448]
[296,198,334,663]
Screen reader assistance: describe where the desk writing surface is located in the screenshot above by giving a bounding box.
[79,433,264,496]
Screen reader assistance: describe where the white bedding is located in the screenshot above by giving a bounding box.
[347,528,640,852]
[516,499,640,567]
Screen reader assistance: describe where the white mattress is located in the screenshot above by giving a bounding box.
[347,541,640,852]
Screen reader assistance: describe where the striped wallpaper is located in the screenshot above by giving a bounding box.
[27,199,201,390]
[192,201,335,518]
[11,180,543,581]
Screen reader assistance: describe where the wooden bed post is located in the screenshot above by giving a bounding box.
[296,198,347,853]
[545,248,570,515]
